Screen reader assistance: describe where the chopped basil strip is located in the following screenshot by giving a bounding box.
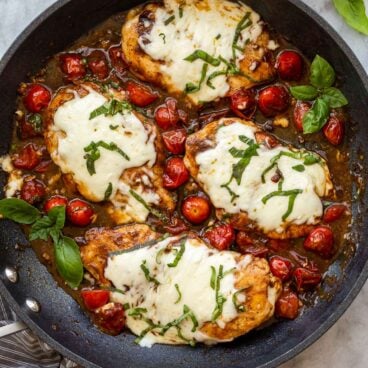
[179,6,183,18]
[104,182,113,200]
[160,305,198,335]
[292,164,305,172]
[185,63,208,94]
[100,286,125,295]
[123,303,130,310]
[215,33,221,40]
[89,99,132,120]
[164,15,175,25]
[159,33,166,44]
[28,113,43,133]
[174,284,182,304]
[167,240,186,267]
[206,70,227,89]
[140,260,160,285]
[84,141,130,175]
[232,12,252,61]
[184,50,221,67]
[232,289,247,312]
[211,265,231,322]
[129,307,148,318]
[109,124,119,130]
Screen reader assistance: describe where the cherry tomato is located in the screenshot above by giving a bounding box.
[293,267,322,291]
[276,50,304,81]
[34,160,52,173]
[258,85,290,117]
[94,302,125,335]
[289,250,319,272]
[229,89,257,119]
[323,204,347,223]
[126,81,158,107]
[268,239,290,251]
[163,157,190,190]
[181,195,211,225]
[204,224,235,251]
[66,198,94,227]
[23,84,51,113]
[254,132,280,149]
[12,143,41,170]
[323,115,344,146]
[43,195,68,213]
[162,215,189,235]
[87,50,109,80]
[293,101,310,132]
[20,179,46,204]
[269,256,293,281]
[162,129,187,154]
[18,116,43,140]
[304,226,334,258]
[59,53,86,80]
[275,289,299,319]
[236,232,269,257]
[108,45,127,74]
[81,289,110,311]
[154,98,179,130]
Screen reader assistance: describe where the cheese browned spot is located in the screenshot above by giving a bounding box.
[184,118,334,238]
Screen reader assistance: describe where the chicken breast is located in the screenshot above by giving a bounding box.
[99,232,281,346]
[122,0,276,105]
[81,224,160,285]
[184,118,334,239]
[44,82,175,224]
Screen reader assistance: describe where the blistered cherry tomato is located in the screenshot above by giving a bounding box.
[81,289,110,311]
[269,256,293,281]
[236,232,269,257]
[293,267,322,291]
[289,250,319,272]
[43,195,68,213]
[293,101,310,132]
[181,195,211,225]
[66,198,94,227]
[154,98,179,129]
[59,53,86,80]
[34,160,52,173]
[162,215,189,235]
[94,302,125,335]
[126,81,158,107]
[18,116,43,140]
[20,179,46,204]
[304,226,334,258]
[23,84,51,113]
[162,129,187,154]
[12,143,41,170]
[276,50,304,81]
[323,115,344,145]
[230,89,257,118]
[275,289,299,319]
[87,50,109,80]
[108,45,127,74]
[204,224,235,251]
[258,85,290,117]
[323,204,347,223]
[163,157,189,190]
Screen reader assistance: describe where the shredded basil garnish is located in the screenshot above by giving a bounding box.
[184,50,221,67]
[232,289,247,312]
[99,286,125,295]
[89,99,132,120]
[129,189,168,222]
[140,260,160,285]
[109,124,119,130]
[174,283,182,304]
[167,240,186,267]
[159,33,166,44]
[179,7,183,18]
[232,12,252,61]
[292,164,305,172]
[134,318,162,344]
[176,326,196,346]
[129,307,148,318]
[185,63,208,94]
[123,303,130,310]
[215,33,221,40]
[28,113,43,133]
[160,305,198,335]
[104,182,113,200]
[164,15,175,25]
[83,141,130,175]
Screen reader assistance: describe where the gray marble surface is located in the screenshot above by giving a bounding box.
[0,0,367,367]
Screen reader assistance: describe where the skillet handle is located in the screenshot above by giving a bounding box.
[0,321,27,338]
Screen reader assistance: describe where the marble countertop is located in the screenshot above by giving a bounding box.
[0,0,367,367]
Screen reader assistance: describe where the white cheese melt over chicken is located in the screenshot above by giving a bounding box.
[195,122,332,233]
[52,89,157,221]
[105,236,252,347]
[138,0,263,103]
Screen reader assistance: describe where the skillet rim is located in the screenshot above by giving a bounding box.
[0,0,367,367]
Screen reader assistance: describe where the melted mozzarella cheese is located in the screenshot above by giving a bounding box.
[105,236,252,347]
[195,122,332,233]
[138,0,263,103]
[0,155,23,198]
[52,88,157,214]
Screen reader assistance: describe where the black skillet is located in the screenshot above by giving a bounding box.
[0,0,367,367]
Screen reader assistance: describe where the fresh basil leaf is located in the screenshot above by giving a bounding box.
[184,50,221,67]
[292,164,305,172]
[0,198,41,224]
[320,87,348,108]
[302,98,330,134]
[310,55,336,88]
[333,0,368,35]
[54,236,83,289]
[29,206,65,242]
[290,85,318,101]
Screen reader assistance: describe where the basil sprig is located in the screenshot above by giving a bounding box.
[0,199,83,288]
[290,55,348,134]
[333,0,368,35]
